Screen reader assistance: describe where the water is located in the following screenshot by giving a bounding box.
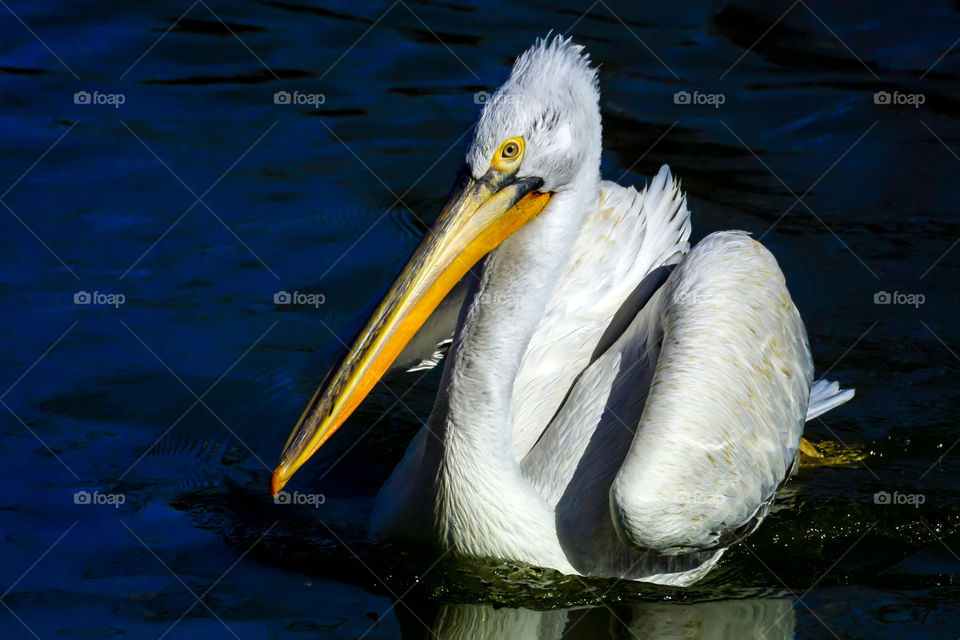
[1,0,958,637]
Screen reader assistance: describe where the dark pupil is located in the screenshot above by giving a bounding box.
[504,143,517,157]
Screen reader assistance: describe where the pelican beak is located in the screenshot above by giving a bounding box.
[271,166,551,494]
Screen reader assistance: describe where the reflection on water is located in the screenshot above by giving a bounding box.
[400,598,795,639]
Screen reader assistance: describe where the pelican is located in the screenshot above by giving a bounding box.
[271,36,854,586]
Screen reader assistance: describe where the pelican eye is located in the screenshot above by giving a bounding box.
[492,137,524,170]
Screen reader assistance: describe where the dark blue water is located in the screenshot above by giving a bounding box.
[2,1,959,637]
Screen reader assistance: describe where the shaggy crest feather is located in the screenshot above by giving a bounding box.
[467,35,602,193]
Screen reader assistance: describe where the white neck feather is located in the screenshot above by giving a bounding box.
[424,172,597,567]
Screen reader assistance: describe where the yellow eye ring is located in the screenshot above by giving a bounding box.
[492,137,524,170]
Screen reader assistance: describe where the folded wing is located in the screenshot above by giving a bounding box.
[609,231,814,553]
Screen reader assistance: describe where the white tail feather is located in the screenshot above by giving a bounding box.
[805,378,855,421]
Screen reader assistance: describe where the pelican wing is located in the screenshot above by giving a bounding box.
[526,230,822,567]
[510,165,691,461]
[608,231,814,553]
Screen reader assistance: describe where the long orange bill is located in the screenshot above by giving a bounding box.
[271,165,551,494]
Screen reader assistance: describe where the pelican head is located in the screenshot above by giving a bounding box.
[467,36,602,193]
[272,36,602,494]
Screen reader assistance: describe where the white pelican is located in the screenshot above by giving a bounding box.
[272,36,854,586]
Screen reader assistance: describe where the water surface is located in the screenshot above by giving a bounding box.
[1,1,959,638]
